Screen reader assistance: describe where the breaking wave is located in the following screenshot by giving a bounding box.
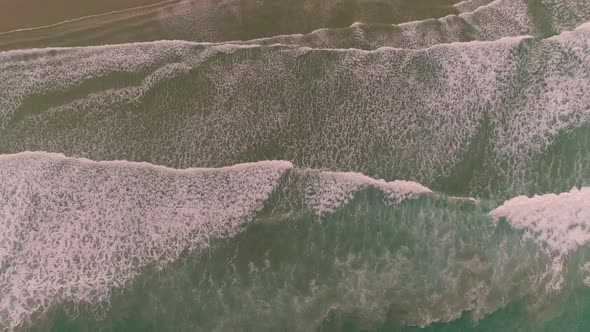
[1,24,589,200]
[1,152,589,331]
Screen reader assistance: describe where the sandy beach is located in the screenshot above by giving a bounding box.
[0,0,164,32]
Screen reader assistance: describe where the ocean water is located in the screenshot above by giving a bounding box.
[0,0,589,331]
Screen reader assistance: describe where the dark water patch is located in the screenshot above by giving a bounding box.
[527,0,557,37]
[435,108,495,197]
[11,70,150,125]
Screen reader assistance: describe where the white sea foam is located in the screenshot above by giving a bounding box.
[453,0,495,13]
[0,23,589,195]
[490,187,590,289]
[227,0,589,50]
[0,152,292,330]
[305,171,432,216]
[0,41,255,128]
[0,34,523,177]
[493,25,590,162]
[0,151,440,329]
[1,0,588,52]
[583,262,590,287]
[490,187,590,255]
[157,0,459,45]
[576,21,590,32]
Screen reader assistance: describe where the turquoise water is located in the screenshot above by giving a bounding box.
[13,181,590,331]
[1,0,590,331]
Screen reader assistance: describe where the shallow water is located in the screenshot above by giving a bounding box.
[1,0,590,331]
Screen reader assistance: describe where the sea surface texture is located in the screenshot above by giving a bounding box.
[1,0,590,331]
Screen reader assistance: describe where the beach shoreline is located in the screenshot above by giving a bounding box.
[0,0,165,32]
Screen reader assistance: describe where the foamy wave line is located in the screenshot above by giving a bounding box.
[491,187,590,256]
[0,152,291,330]
[0,0,485,51]
[3,152,586,329]
[0,32,530,132]
[3,0,577,52]
[453,0,495,13]
[0,32,530,57]
[490,187,590,290]
[1,24,588,187]
[1,23,588,194]
[217,0,588,50]
[0,152,431,330]
[305,171,432,216]
[218,0,514,49]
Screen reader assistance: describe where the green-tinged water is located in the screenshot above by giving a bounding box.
[22,190,590,331]
[1,0,590,331]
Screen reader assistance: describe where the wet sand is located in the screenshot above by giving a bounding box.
[0,0,462,51]
[0,0,164,32]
